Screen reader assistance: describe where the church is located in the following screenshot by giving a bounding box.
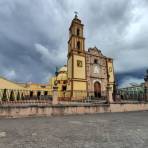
[0,14,115,102]
[50,14,115,101]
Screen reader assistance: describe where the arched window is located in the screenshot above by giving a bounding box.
[77,41,80,50]
[62,86,67,91]
[77,28,80,36]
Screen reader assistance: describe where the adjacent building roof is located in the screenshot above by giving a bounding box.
[0,76,27,90]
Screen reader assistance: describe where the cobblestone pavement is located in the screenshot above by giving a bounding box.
[0,112,148,148]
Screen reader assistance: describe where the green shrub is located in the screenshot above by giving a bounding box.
[10,90,15,101]
[17,92,21,101]
[21,93,24,100]
[2,89,7,101]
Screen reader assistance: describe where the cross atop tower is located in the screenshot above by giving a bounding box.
[74,11,78,18]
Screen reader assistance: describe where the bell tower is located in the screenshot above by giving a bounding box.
[67,13,87,100]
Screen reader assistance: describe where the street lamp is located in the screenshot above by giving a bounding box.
[144,69,148,82]
[54,67,58,87]
[52,67,59,104]
[144,69,148,102]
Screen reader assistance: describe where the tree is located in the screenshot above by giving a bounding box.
[17,92,21,101]
[2,89,7,101]
[10,90,15,101]
[21,93,24,100]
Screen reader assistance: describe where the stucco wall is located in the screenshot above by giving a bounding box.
[74,55,86,79]
[73,81,86,90]
[0,103,148,118]
[68,56,72,79]
[107,60,114,83]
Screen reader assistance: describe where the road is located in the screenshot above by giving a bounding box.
[0,111,148,148]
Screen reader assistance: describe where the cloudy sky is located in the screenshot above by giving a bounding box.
[0,0,148,87]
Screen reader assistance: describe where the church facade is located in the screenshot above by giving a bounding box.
[64,14,115,100]
[86,48,114,98]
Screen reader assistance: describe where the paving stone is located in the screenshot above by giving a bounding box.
[0,112,148,148]
[0,132,6,137]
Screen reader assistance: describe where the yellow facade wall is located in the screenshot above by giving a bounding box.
[68,56,72,79]
[26,84,50,91]
[73,81,86,90]
[107,61,114,83]
[74,55,86,79]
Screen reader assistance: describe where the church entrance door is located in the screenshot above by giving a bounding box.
[94,81,101,98]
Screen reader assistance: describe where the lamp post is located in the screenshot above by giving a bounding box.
[52,67,59,105]
[144,69,148,102]
[53,67,59,89]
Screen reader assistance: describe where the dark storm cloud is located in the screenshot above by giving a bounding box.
[0,0,148,87]
[0,0,68,82]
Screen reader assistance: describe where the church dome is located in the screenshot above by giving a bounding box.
[57,73,67,81]
[57,65,67,81]
[58,65,67,73]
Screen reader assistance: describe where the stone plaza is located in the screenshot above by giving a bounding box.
[0,111,148,148]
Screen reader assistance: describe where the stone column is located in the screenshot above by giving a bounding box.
[52,86,59,105]
[107,85,114,103]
